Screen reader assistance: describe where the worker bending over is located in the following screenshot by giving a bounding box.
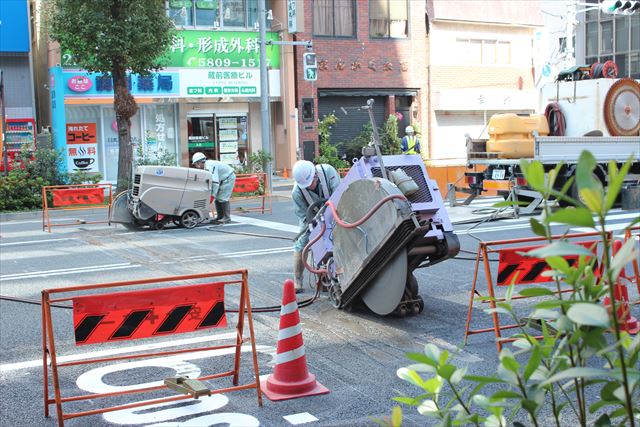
[291,160,341,293]
[192,152,236,225]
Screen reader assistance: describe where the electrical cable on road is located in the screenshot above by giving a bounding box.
[206,226,294,240]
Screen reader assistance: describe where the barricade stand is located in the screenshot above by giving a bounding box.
[464,231,606,353]
[230,172,272,215]
[41,269,262,427]
[624,225,639,300]
[42,183,113,233]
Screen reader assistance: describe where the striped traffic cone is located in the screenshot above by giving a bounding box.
[260,279,329,401]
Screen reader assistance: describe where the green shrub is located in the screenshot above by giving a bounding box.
[0,167,47,211]
[381,114,402,155]
[135,145,177,166]
[0,147,103,211]
[315,114,348,170]
[379,151,640,427]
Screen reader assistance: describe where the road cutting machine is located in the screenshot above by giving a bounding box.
[304,101,459,317]
[109,166,213,230]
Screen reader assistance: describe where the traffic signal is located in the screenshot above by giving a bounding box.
[303,52,318,82]
[600,0,640,14]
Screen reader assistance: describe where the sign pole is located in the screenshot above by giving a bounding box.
[1,71,9,175]
[258,0,272,189]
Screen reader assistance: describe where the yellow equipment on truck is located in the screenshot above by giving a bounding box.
[460,77,640,214]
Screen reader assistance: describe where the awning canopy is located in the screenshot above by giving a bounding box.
[318,89,418,97]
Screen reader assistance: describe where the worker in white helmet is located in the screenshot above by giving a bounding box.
[401,125,421,155]
[291,160,341,293]
[192,152,237,224]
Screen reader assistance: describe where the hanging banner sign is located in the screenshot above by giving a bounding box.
[218,129,238,142]
[219,140,238,153]
[66,123,99,172]
[218,117,238,129]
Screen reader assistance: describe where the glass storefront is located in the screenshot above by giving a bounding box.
[187,112,248,166]
[66,103,178,182]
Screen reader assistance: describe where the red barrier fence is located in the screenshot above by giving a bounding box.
[625,225,640,302]
[464,231,608,353]
[42,269,262,426]
[230,172,271,214]
[42,184,112,232]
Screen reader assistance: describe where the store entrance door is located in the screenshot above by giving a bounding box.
[187,115,216,161]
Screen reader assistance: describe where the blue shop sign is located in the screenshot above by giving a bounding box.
[62,71,180,97]
[0,0,30,52]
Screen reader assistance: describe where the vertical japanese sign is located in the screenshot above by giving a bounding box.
[66,123,99,172]
[287,0,297,33]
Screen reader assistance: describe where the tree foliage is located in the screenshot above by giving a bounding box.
[48,0,174,192]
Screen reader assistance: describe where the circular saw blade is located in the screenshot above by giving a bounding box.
[360,249,407,316]
[604,78,640,136]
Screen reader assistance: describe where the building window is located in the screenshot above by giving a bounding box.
[369,0,408,39]
[313,0,355,37]
[583,12,639,78]
[457,39,510,64]
[167,0,264,29]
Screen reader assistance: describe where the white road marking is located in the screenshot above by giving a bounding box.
[284,413,319,425]
[0,332,237,372]
[0,262,140,281]
[0,237,78,247]
[233,216,299,233]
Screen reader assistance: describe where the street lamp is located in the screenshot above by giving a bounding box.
[258,0,272,188]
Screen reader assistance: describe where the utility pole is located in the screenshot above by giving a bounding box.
[1,71,8,175]
[258,0,272,189]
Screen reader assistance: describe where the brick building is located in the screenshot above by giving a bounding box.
[294,0,428,161]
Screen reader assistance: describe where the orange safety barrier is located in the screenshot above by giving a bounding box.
[41,270,262,427]
[230,172,271,214]
[42,183,113,233]
[624,225,640,301]
[464,232,607,353]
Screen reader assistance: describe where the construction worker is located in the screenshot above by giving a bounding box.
[291,160,341,293]
[401,125,421,155]
[192,152,236,225]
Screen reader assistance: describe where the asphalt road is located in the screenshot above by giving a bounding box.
[0,196,637,427]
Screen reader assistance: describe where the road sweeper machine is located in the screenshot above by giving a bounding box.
[303,100,460,317]
[110,166,213,230]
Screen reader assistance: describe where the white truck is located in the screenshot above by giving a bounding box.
[460,78,640,214]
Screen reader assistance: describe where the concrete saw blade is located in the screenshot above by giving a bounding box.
[360,249,407,315]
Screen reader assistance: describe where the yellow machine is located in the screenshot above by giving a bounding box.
[486,113,549,158]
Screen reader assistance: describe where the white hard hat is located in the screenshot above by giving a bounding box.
[292,160,316,189]
[405,125,414,133]
[192,152,206,164]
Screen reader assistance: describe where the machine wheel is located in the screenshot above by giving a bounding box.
[153,221,166,230]
[407,274,419,297]
[396,304,408,318]
[180,210,200,229]
[329,280,342,308]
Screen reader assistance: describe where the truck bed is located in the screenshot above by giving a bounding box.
[467,136,640,165]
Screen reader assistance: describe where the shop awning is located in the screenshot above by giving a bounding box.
[318,89,418,97]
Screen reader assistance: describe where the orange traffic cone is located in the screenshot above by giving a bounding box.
[603,240,639,334]
[260,279,329,401]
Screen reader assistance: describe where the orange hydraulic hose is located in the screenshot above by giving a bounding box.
[301,194,408,274]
